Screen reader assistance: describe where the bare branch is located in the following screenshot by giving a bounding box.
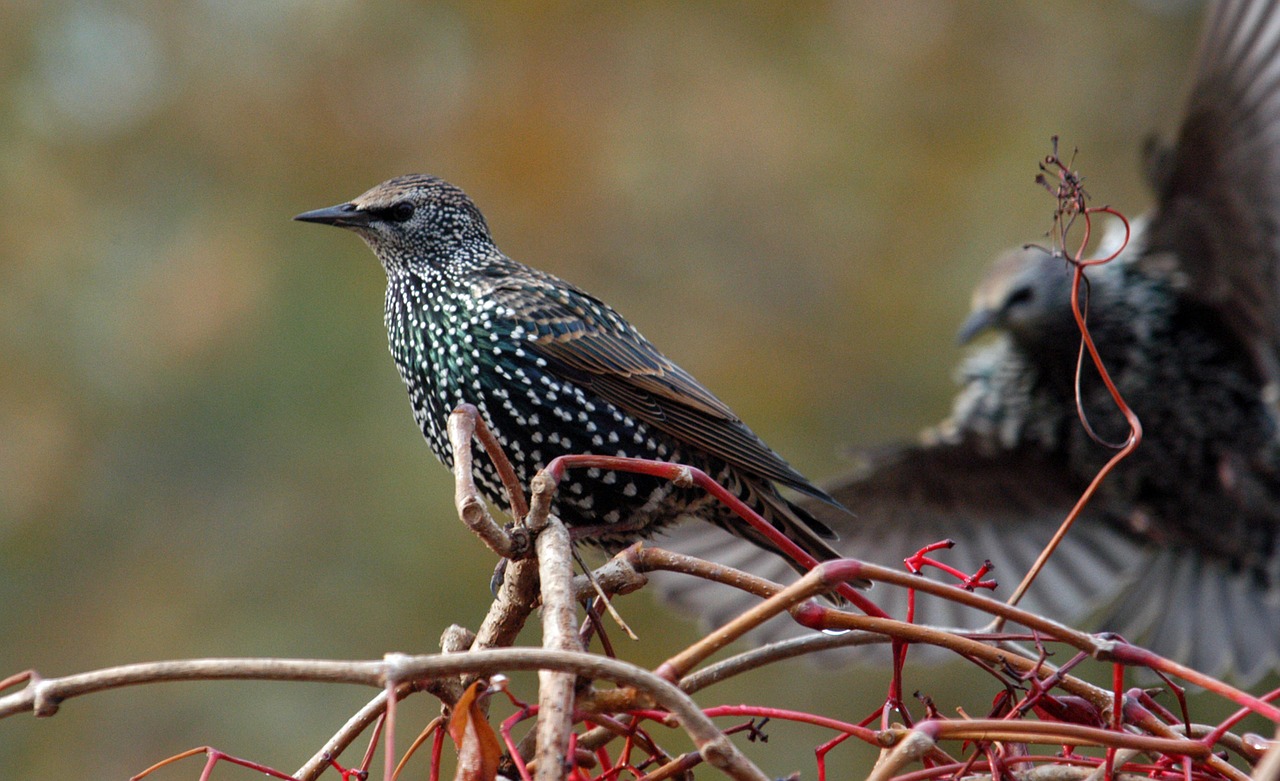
[448,405,530,559]
[3,650,771,781]
[680,632,889,694]
[380,651,769,781]
[470,558,540,655]
[294,682,418,781]
[1254,729,1280,781]
[0,658,385,720]
[529,491,583,780]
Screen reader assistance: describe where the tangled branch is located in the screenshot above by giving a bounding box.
[3,142,1278,781]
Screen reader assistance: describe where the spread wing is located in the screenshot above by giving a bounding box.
[483,271,841,510]
[1141,0,1280,381]
[656,434,1280,682]
[811,440,1147,629]
[655,438,1146,646]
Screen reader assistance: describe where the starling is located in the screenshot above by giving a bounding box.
[295,175,847,577]
[657,0,1280,682]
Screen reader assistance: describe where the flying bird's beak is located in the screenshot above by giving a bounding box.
[293,202,371,229]
[956,308,998,345]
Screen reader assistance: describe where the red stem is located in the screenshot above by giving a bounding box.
[542,454,887,617]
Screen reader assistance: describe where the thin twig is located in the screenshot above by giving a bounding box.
[0,651,770,781]
[1254,729,1280,781]
[1003,162,1140,612]
[453,403,529,520]
[448,406,530,559]
[294,682,420,781]
[680,632,889,694]
[382,651,770,781]
[573,548,639,640]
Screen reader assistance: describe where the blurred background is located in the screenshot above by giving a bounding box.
[0,1,1239,778]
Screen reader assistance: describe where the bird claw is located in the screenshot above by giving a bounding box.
[489,558,507,597]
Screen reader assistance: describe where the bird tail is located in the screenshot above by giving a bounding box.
[740,485,870,590]
[651,487,858,631]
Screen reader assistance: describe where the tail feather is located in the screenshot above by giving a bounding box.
[753,487,868,587]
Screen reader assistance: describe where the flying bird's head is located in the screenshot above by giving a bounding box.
[958,246,1079,350]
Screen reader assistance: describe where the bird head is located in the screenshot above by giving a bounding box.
[294,174,493,271]
[957,246,1079,349]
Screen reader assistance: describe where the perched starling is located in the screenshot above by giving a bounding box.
[657,0,1280,682]
[295,175,847,576]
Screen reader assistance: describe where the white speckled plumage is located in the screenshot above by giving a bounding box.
[297,175,849,573]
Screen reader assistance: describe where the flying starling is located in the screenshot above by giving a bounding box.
[295,175,847,577]
[656,0,1280,682]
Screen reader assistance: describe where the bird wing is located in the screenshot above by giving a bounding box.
[656,434,1280,682]
[1141,0,1280,373]
[814,439,1150,631]
[482,273,839,507]
[652,437,1150,660]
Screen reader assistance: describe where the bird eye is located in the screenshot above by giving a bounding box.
[387,202,415,222]
[1006,287,1034,307]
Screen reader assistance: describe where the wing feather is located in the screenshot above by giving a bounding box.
[1143,0,1280,378]
[483,273,840,505]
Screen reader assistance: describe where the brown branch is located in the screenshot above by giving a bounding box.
[915,718,1210,757]
[648,553,1111,711]
[623,545,787,601]
[817,560,1097,649]
[572,551,649,602]
[629,548,1108,704]
[448,408,542,654]
[528,471,584,781]
[1254,729,1280,781]
[0,658,386,720]
[629,546,1280,736]
[868,718,1214,781]
[1,650,770,781]
[451,403,529,521]
[294,681,419,781]
[470,558,540,655]
[447,406,530,559]
[378,651,769,781]
[680,632,889,694]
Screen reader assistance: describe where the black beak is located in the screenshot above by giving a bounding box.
[293,202,371,228]
[956,308,997,345]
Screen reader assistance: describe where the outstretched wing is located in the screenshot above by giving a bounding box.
[1141,0,1280,381]
[654,437,1147,651]
[658,433,1280,682]
[809,440,1144,627]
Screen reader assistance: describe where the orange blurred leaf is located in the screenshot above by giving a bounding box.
[448,680,503,781]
